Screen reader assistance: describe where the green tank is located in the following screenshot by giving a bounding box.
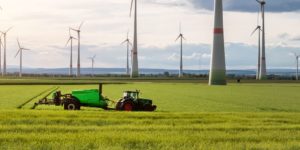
[72,89,108,108]
[50,84,109,110]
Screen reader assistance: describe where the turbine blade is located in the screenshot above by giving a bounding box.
[182,36,186,41]
[23,48,30,51]
[15,50,20,58]
[293,52,297,57]
[17,39,21,49]
[93,55,96,58]
[69,28,71,36]
[6,26,13,33]
[70,28,78,32]
[175,35,181,41]
[257,7,260,25]
[71,36,78,40]
[65,38,71,47]
[121,39,128,45]
[130,0,134,17]
[179,22,182,33]
[250,27,259,36]
[79,21,84,30]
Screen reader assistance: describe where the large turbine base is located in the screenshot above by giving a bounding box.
[209,70,227,85]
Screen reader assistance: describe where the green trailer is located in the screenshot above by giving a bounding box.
[35,84,156,111]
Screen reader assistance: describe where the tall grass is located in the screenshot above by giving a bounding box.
[0,110,299,150]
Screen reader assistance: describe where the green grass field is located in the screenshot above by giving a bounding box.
[0,80,300,149]
[1,111,300,150]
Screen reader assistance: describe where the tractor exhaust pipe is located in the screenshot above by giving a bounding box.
[99,83,103,94]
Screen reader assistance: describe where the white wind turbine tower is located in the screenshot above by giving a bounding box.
[70,22,84,77]
[256,0,267,80]
[130,0,139,78]
[175,23,186,78]
[251,9,262,80]
[15,39,30,78]
[0,34,3,75]
[0,8,2,75]
[0,27,13,76]
[121,31,132,75]
[65,33,77,76]
[292,52,300,80]
[209,0,227,85]
[88,55,96,77]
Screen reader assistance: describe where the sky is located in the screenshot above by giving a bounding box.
[0,0,300,70]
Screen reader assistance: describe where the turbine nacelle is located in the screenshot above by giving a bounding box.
[65,36,78,47]
[292,52,300,59]
[256,0,266,5]
[88,55,96,61]
[69,21,84,33]
[175,22,186,41]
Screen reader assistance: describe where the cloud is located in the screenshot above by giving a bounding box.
[144,0,188,7]
[291,36,300,41]
[189,0,300,12]
[278,33,290,39]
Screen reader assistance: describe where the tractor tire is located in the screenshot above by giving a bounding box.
[64,99,80,110]
[144,104,157,111]
[122,101,134,111]
[116,101,122,110]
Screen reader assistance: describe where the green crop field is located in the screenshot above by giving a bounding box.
[0,81,300,149]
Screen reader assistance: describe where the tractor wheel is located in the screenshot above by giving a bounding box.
[123,101,133,111]
[64,99,80,110]
[143,104,156,111]
[116,101,123,110]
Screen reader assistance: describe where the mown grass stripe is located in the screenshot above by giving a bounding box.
[17,86,58,109]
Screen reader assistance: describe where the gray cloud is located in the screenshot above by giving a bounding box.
[189,0,300,12]
[291,36,300,41]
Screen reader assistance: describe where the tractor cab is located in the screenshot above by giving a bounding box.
[117,90,156,111]
[123,90,140,100]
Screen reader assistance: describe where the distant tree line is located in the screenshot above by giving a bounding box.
[1,72,298,80]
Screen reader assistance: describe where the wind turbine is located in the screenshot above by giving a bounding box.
[130,0,139,78]
[0,34,3,75]
[209,0,227,85]
[251,9,262,80]
[175,23,186,78]
[0,27,13,76]
[121,31,132,75]
[15,39,30,77]
[292,52,300,80]
[88,55,96,77]
[70,22,84,77]
[256,0,267,80]
[65,33,77,76]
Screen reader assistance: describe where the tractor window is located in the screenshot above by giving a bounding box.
[131,93,137,99]
[123,93,128,97]
[124,92,138,99]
